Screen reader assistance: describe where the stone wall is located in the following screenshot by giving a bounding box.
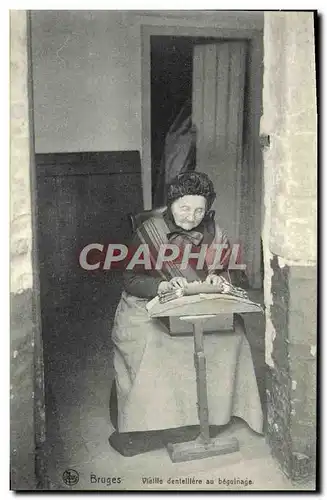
[10,10,47,490]
[266,257,317,479]
[261,12,317,480]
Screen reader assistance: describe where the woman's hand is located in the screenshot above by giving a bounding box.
[157,277,188,295]
[205,274,223,286]
[157,281,173,294]
[169,277,188,289]
[205,274,232,293]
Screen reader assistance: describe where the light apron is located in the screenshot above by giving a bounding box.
[111,291,263,434]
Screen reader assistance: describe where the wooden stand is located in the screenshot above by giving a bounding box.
[148,294,262,463]
[166,314,240,463]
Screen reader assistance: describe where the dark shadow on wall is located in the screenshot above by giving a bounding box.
[151,36,193,205]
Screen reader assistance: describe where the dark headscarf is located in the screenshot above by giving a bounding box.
[166,171,216,212]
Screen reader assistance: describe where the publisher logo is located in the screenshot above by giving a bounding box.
[63,469,79,486]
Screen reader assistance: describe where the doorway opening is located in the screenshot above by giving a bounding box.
[151,35,226,207]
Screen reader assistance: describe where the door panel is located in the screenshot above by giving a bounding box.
[192,42,246,247]
[36,151,143,319]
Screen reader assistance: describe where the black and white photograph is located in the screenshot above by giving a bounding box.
[9,8,318,491]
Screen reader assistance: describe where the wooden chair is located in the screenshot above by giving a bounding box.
[128,206,167,233]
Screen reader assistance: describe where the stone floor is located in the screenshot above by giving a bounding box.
[42,285,315,491]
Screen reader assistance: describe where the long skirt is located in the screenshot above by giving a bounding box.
[111,291,263,434]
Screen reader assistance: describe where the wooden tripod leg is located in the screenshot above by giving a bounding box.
[193,320,210,444]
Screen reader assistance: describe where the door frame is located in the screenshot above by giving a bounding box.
[141,24,263,288]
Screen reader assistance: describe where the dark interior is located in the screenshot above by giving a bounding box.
[151,35,221,205]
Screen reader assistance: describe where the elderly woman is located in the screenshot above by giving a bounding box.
[109,172,263,456]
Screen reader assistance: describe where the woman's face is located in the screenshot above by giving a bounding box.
[170,195,207,231]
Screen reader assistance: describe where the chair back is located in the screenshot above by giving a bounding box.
[127,206,235,285]
[128,206,167,232]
